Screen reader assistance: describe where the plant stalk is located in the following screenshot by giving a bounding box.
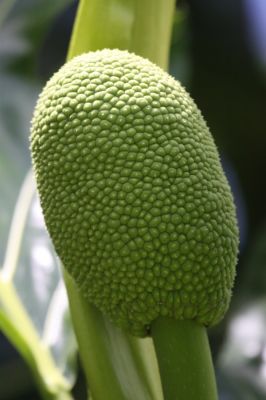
[64,271,163,400]
[151,318,218,400]
[67,0,175,69]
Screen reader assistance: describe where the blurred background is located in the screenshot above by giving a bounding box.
[0,0,265,398]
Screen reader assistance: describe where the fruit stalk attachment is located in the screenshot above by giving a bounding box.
[152,318,218,400]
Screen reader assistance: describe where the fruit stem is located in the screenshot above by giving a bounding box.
[67,0,175,70]
[64,271,164,400]
[151,318,218,400]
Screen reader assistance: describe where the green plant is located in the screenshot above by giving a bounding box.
[31,0,238,399]
[0,1,239,399]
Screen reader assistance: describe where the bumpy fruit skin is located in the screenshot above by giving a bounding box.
[31,49,238,336]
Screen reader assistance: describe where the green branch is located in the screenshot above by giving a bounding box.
[152,318,218,400]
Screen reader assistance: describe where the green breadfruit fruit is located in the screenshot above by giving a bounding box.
[31,49,238,336]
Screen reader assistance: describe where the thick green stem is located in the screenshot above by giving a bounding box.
[151,318,218,400]
[67,0,175,70]
[64,271,163,400]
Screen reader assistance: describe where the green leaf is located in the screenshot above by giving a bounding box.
[0,74,37,263]
[0,172,78,392]
[0,67,76,399]
[20,189,77,383]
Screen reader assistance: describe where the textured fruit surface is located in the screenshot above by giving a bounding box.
[31,49,238,336]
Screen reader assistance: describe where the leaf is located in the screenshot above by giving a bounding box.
[0,62,76,397]
[0,73,38,263]
[0,280,73,400]
[0,173,78,389]
[42,281,77,384]
[16,188,77,384]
